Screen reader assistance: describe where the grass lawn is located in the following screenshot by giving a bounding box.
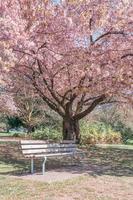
[96,143,133,150]
[0,132,14,137]
[0,141,133,200]
[0,131,25,137]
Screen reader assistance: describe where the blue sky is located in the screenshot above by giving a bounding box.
[52,0,61,5]
[51,0,104,48]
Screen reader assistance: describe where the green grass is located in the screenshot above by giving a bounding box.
[90,146,133,175]
[0,132,14,137]
[96,144,133,150]
[0,175,89,200]
[0,131,23,137]
[126,139,133,145]
[0,131,25,138]
[0,162,20,173]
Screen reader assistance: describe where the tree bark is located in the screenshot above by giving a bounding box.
[27,125,35,133]
[74,120,80,143]
[6,126,10,133]
[63,118,80,143]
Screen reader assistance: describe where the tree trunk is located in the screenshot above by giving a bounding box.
[6,125,10,133]
[63,118,80,143]
[74,120,80,143]
[27,125,35,133]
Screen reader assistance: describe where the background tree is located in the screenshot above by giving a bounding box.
[9,72,46,133]
[13,91,45,133]
[1,0,133,142]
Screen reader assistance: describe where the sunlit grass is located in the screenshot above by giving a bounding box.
[96,144,133,150]
[0,175,89,200]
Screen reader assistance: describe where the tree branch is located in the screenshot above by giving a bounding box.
[74,94,106,120]
[93,31,125,44]
[121,53,133,59]
[75,93,86,115]
[33,82,65,117]
[36,59,64,109]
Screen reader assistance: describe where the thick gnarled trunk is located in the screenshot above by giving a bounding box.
[63,118,80,143]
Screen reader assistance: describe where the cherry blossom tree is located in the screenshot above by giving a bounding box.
[0,0,133,142]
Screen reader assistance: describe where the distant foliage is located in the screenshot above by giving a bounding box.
[6,116,23,130]
[31,127,62,141]
[80,121,122,145]
[0,122,7,132]
[12,132,20,137]
[110,121,133,142]
[95,106,133,144]
[38,110,62,132]
[126,139,133,145]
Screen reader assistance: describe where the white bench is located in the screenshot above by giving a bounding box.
[20,140,78,175]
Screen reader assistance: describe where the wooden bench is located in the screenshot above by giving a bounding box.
[20,140,78,175]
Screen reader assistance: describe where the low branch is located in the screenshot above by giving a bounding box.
[83,95,102,104]
[99,100,127,105]
[74,94,106,120]
[31,77,65,117]
[75,93,86,115]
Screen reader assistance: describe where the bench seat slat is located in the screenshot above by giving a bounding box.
[22,147,76,154]
[21,144,76,149]
[21,140,48,144]
[21,140,75,145]
[25,152,74,158]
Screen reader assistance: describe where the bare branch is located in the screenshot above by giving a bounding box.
[93,31,125,44]
[121,53,133,59]
[74,94,106,120]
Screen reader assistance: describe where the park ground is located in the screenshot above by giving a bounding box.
[0,140,133,200]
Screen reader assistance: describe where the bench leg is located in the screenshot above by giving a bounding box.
[31,158,34,174]
[42,157,47,175]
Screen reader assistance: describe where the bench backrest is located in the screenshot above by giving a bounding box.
[20,140,77,157]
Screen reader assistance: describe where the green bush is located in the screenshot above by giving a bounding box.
[111,121,133,142]
[126,139,133,145]
[12,132,20,137]
[6,116,23,129]
[80,121,122,145]
[31,127,62,141]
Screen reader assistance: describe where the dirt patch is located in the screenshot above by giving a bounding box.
[11,167,86,183]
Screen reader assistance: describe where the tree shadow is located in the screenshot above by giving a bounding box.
[0,141,29,175]
[0,142,132,177]
[86,146,133,177]
[46,146,133,177]
[0,141,71,175]
[58,146,133,177]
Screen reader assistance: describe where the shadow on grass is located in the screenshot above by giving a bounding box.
[0,141,65,176]
[46,145,133,178]
[81,146,133,177]
[0,141,132,177]
[0,141,30,175]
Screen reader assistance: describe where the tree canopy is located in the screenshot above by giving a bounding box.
[0,0,133,141]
